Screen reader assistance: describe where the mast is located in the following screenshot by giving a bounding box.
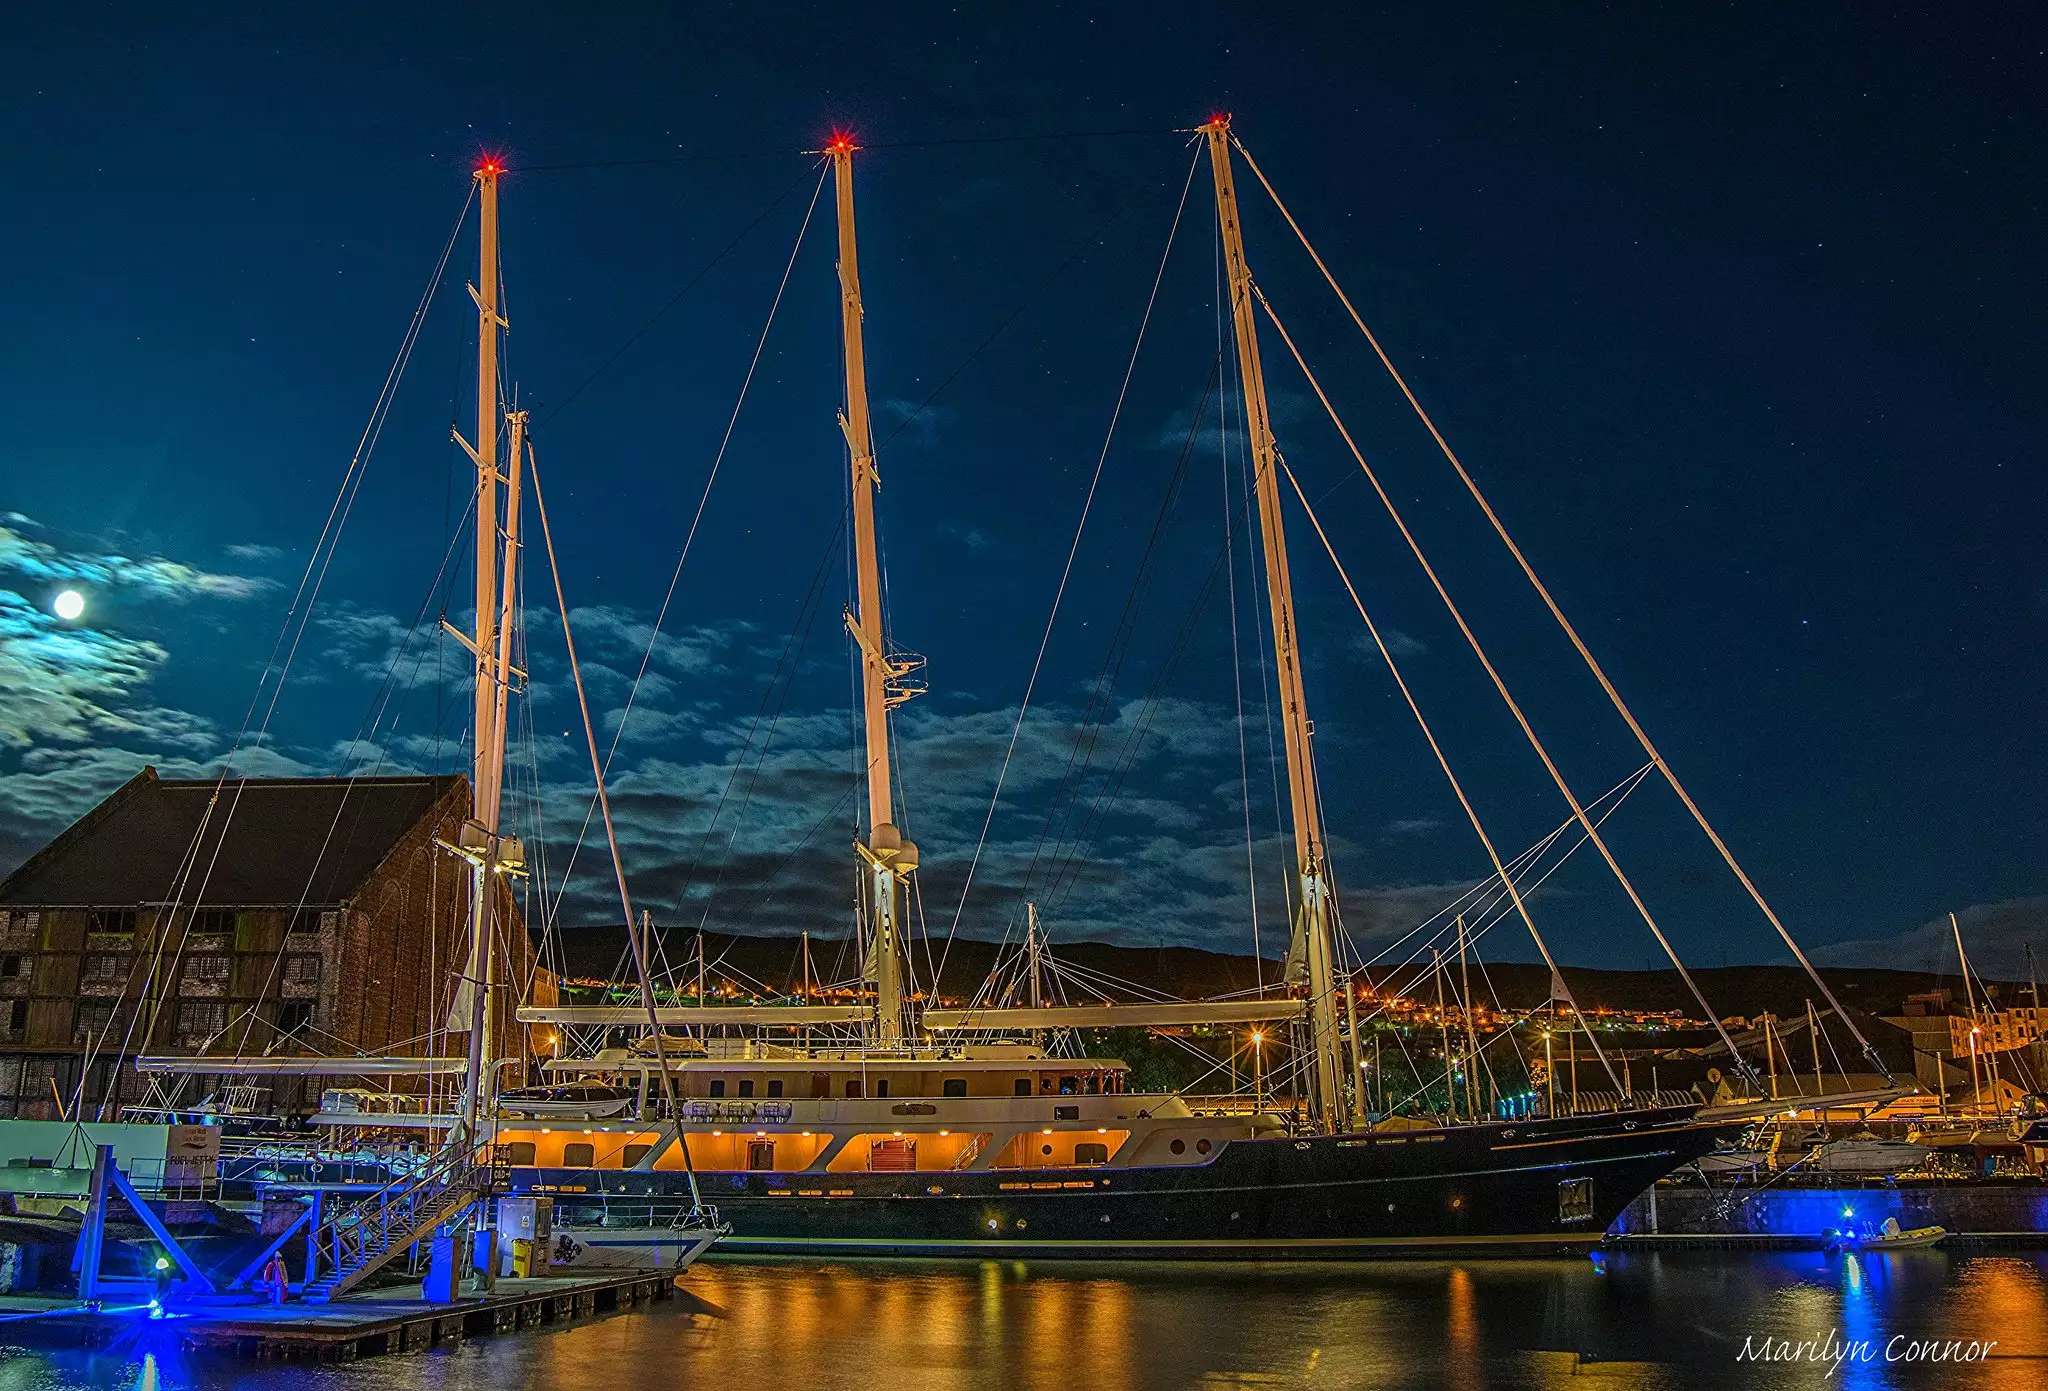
[1203,116,1343,1129]
[829,134,916,1046]
[456,159,515,1140]
[1808,998,1822,1098]
[1434,950,1454,1123]
[1458,914,1479,1118]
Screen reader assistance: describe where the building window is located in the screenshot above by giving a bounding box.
[4,1000,26,1036]
[175,1002,227,1043]
[766,1079,783,1098]
[88,907,137,937]
[737,1079,755,1098]
[283,955,322,985]
[276,1000,313,1035]
[72,1000,116,1042]
[0,955,24,979]
[562,1142,595,1169]
[183,955,232,983]
[943,1078,968,1098]
[82,954,129,984]
[708,1079,726,1098]
[190,907,235,935]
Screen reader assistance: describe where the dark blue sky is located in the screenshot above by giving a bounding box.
[1,4,2041,977]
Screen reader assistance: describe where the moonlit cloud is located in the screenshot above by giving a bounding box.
[0,522,280,864]
[0,523,277,601]
[0,589,173,747]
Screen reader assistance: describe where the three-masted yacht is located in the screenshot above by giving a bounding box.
[502,123,1729,1263]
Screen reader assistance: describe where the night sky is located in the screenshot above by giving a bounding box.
[2,5,2042,980]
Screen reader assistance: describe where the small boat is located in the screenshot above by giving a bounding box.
[1813,1136,1933,1175]
[1828,1217,1946,1252]
[1695,1146,1771,1175]
[495,1084,637,1119]
[1863,1219,1946,1250]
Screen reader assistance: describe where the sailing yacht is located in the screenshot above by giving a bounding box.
[505,122,1731,1262]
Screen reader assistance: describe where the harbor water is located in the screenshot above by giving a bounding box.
[5,1251,2047,1388]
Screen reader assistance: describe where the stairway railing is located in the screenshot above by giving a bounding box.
[300,1145,491,1303]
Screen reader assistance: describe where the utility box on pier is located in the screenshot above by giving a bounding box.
[494,1195,553,1274]
[422,1230,462,1304]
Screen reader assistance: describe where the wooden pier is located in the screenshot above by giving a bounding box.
[0,1270,678,1363]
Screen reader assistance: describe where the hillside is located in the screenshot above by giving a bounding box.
[547,925,2025,1020]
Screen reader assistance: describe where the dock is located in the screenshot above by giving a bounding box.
[0,1270,678,1363]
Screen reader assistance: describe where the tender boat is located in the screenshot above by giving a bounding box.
[496,1084,637,1120]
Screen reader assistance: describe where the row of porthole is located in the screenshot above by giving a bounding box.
[1167,1138,1214,1156]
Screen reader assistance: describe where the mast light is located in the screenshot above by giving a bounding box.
[825,130,859,155]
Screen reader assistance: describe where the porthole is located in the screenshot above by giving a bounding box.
[1041,1145,1053,1156]
[1170,1139,1186,1155]
[1195,1138,1212,1155]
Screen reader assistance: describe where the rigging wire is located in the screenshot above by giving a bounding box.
[90,186,476,1115]
[1256,286,1750,1082]
[529,441,700,1206]
[1217,206,1264,993]
[1029,363,1219,912]
[1275,456,1622,1090]
[937,140,1205,975]
[512,126,1180,175]
[546,164,830,926]
[538,162,822,426]
[1231,135,1872,1078]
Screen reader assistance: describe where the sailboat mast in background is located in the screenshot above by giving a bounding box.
[1203,117,1344,1130]
[453,160,524,1136]
[831,135,919,1046]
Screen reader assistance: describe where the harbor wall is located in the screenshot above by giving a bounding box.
[1612,1183,2048,1239]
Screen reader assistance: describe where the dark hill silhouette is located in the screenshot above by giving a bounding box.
[549,925,2025,1021]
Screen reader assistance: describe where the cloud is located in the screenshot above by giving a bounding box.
[0,590,175,747]
[1809,898,2048,981]
[0,521,285,868]
[1349,628,1427,662]
[1385,817,1444,837]
[225,542,286,562]
[0,524,275,601]
[875,398,957,445]
[1154,387,1313,454]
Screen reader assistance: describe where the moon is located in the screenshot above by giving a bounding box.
[53,590,85,621]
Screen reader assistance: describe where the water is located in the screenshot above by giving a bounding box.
[5,1251,2046,1389]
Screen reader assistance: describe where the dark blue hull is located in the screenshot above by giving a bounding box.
[517,1106,1725,1258]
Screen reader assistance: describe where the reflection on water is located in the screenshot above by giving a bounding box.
[0,1251,2044,1389]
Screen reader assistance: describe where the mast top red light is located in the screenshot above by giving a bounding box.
[825,130,859,155]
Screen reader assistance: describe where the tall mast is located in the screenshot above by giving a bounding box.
[829,134,916,1046]
[1203,116,1344,1129]
[456,160,517,1139]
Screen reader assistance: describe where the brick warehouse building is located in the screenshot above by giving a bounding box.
[0,766,540,1120]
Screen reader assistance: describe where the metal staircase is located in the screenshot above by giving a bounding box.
[300,1147,496,1303]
